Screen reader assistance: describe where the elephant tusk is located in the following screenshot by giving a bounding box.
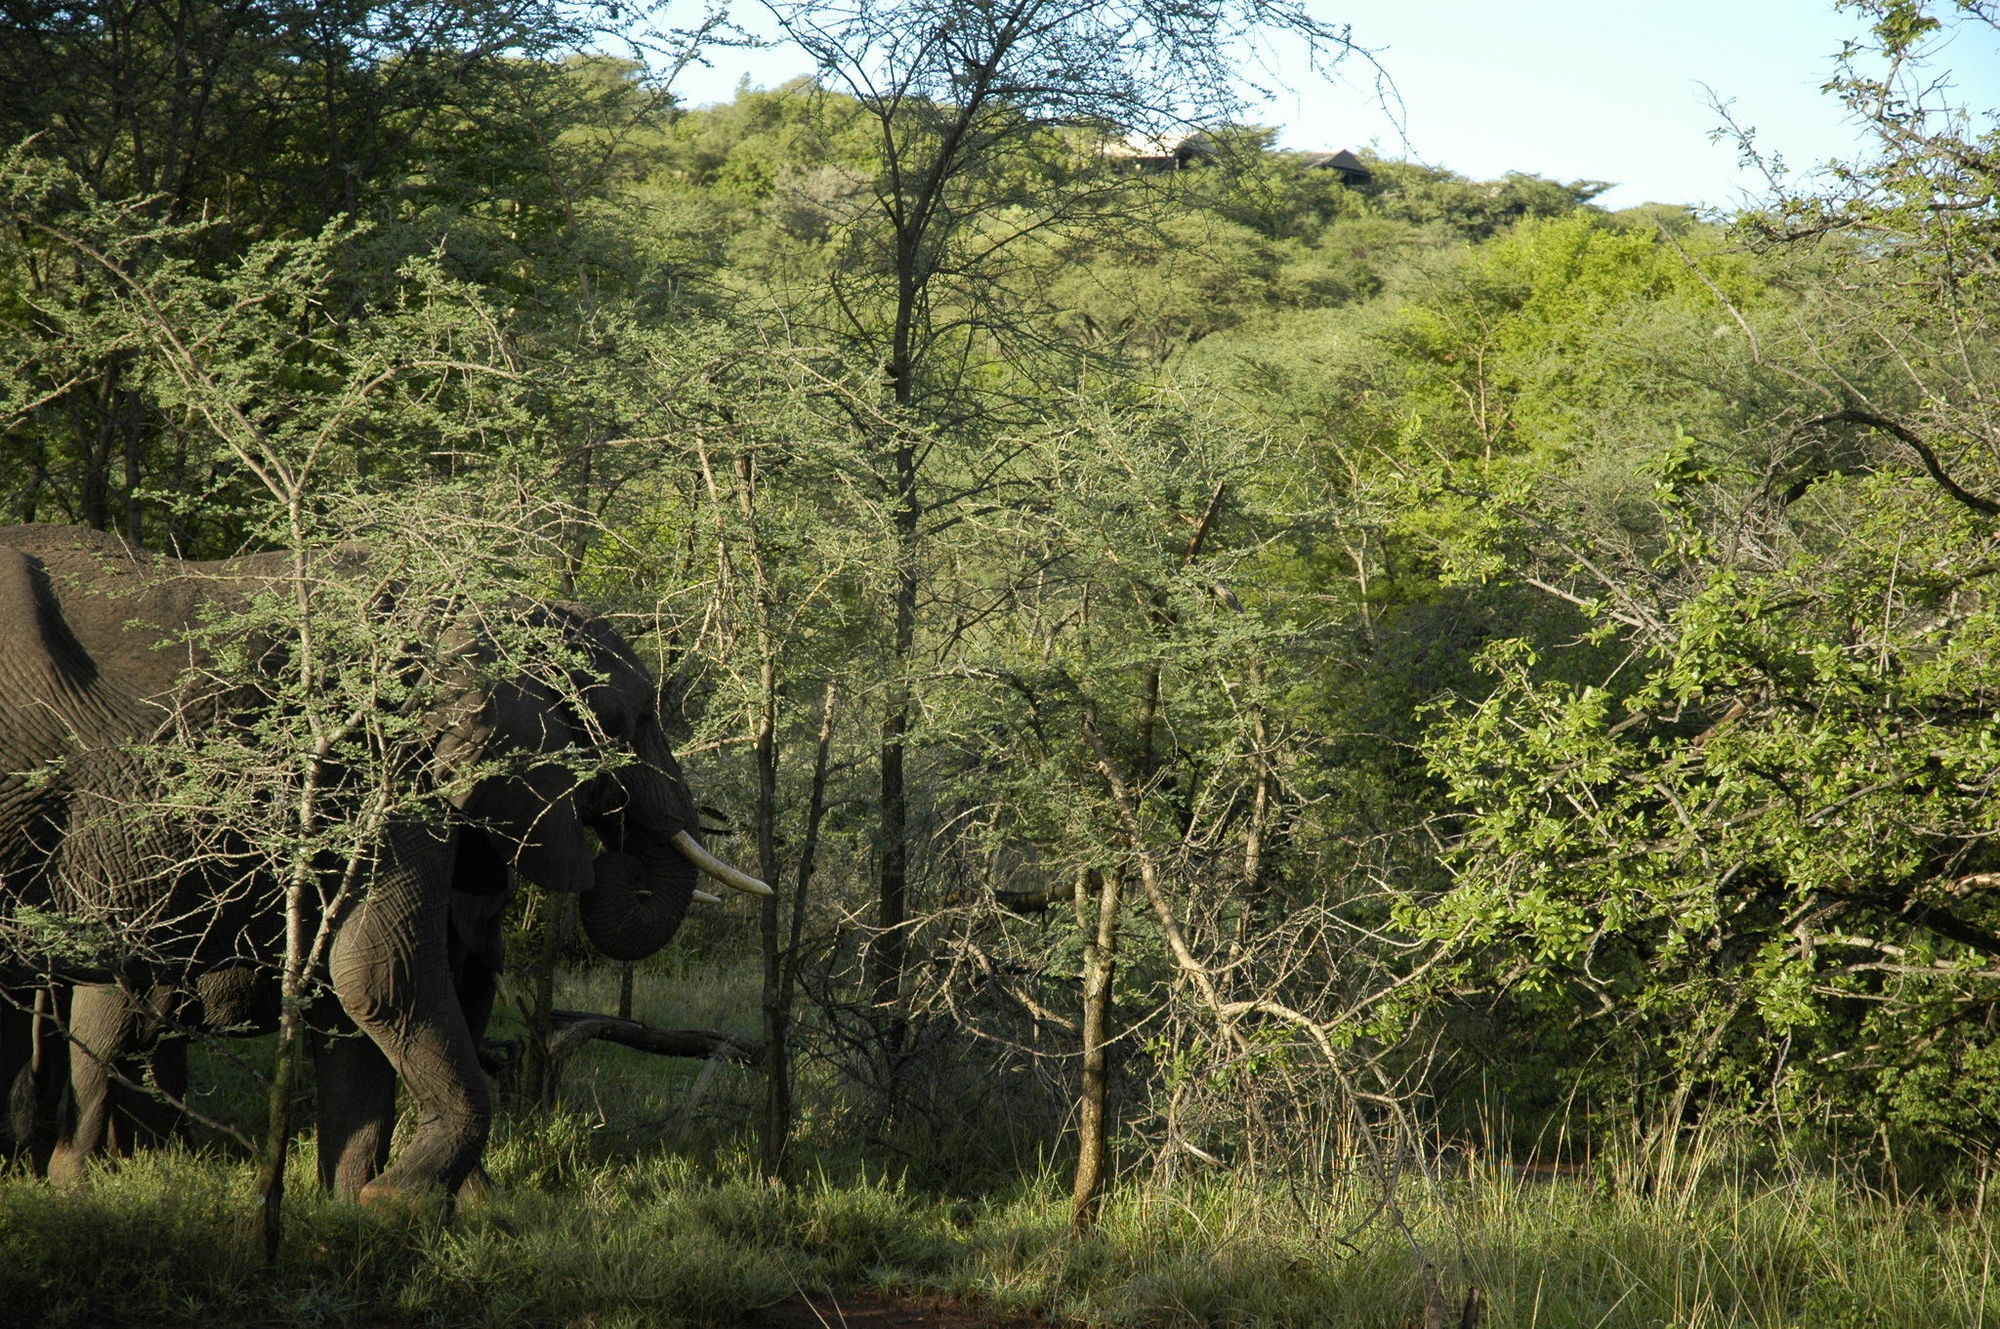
[692,888,723,905]
[671,830,773,896]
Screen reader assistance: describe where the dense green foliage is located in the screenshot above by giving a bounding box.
[4,0,2000,1321]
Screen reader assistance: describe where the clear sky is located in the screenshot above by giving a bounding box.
[663,1,2000,212]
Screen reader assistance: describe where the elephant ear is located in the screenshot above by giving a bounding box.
[469,767,594,895]
[432,675,597,896]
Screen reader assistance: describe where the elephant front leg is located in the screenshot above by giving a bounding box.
[329,889,490,1204]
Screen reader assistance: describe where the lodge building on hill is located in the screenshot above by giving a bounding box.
[1101,130,1373,184]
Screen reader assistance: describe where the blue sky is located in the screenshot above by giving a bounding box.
[665,2,2000,212]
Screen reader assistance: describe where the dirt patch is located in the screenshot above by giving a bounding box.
[744,1291,1062,1329]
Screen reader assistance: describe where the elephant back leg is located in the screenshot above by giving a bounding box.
[50,982,166,1183]
[446,899,507,1203]
[448,884,508,1048]
[1,987,64,1168]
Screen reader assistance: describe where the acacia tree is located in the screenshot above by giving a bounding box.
[0,0,719,549]
[746,0,1362,1070]
[165,501,594,1252]
[0,149,642,1251]
[820,378,1447,1254]
[625,337,890,1179]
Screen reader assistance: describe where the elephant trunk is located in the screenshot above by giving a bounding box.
[576,832,697,963]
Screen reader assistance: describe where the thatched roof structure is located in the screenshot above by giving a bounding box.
[1304,149,1372,185]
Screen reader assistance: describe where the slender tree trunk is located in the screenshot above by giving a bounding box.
[529,400,599,1098]
[874,682,909,1013]
[1240,664,1271,893]
[1233,661,1272,960]
[521,897,573,1108]
[764,682,837,1180]
[871,433,919,1045]
[1071,490,1226,1228]
[78,358,118,531]
[259,533,328,1264]
[859,76,999,1069]
[870,153,927,1034]
[1070,864,1122,1230]
[119,385,144,543]
[752,638,782,1176]
[1137,481,1225,789]
[256,879,308,1264]
[712,447,806,1182]
[256,1023,298,1262]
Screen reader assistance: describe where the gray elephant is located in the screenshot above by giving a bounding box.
[0,523,765,1201]
[2,983,66,1165]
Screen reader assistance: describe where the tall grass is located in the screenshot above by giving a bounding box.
[4,1127,1996,1327]
[6,955,1994,1327]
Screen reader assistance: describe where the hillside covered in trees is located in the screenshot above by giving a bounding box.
[2,1,1999,1325]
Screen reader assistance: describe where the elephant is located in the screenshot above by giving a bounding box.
[23,819,728,1190]
[0,523,766,1201]
[2,983,65,1165]
[42,971,241,1184]
[32,830,516,1189]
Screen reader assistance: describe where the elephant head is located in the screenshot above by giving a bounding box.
[438,600,766,962]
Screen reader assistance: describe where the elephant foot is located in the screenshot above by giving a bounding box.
[322,1139,389,1202]
[46,1143,90,1187]
[455,1163,497,1207]
[357,1175,456,1220]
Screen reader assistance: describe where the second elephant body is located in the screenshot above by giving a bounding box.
[29,828,512,1193]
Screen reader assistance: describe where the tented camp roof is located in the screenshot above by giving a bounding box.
[1304,149,1372,181]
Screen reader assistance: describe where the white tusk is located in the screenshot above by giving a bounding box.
[671,829,773,896]
[691,888,723,905]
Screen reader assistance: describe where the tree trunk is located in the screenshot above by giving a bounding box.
[520,897,573,1108]
[874,684,909,1016]
[763,682,837,1180]
[257,870,312,1265]
[255,1022,297,1264]
[1071,865,1122,1230]
[753,641,782,1177]
[872,436,919,1051]
[119,384,144,544]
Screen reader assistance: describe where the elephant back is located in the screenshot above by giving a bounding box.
[0,526,244,705]
[0,544,155,887]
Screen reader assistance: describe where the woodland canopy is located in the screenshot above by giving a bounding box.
[3,0,1999,1259]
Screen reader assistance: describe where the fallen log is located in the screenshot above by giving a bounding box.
[478,1013,763,1089]
[546,1010,762,1065]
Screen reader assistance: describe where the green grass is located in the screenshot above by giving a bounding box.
[4,1134,1997,1328]
[7,956,1996,1327]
